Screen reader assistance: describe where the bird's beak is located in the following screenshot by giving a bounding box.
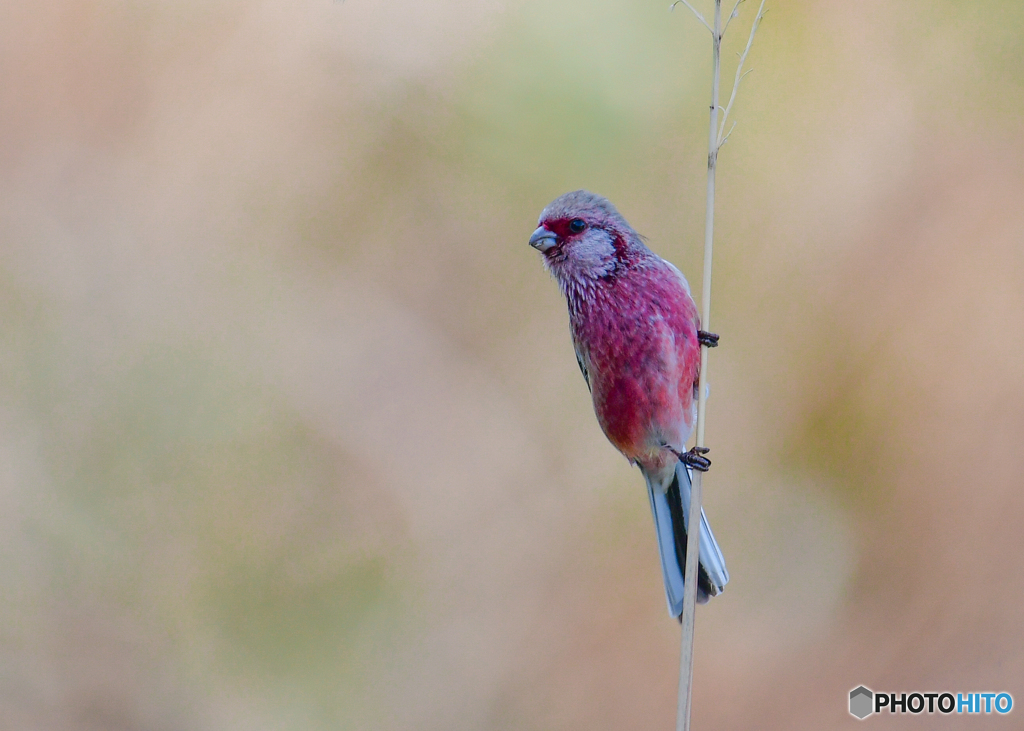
[529,226,558,252]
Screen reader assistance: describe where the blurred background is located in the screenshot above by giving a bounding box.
[2,0,1023,729]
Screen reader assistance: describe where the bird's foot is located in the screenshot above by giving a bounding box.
[697,330,719,348]
[665,445,711,472]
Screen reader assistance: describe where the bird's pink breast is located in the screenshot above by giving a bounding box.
[569,262,700,467]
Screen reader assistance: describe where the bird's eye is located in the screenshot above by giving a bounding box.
[569,219,586,234]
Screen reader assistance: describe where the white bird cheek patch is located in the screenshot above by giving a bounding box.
[569,231,617,277]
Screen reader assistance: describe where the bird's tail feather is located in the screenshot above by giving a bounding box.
[644,461,729,617]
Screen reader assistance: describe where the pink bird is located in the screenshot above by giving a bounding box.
[529,190,728,617]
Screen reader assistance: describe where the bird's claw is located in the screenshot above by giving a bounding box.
[665,445,712,472]
[697,330,720,348]
[681,446,711,472]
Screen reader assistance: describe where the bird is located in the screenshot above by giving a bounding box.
[528,190,728,617]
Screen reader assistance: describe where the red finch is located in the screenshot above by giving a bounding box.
[529,190,728,617]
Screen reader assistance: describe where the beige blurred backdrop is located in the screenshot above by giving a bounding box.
[2,1,1023,729]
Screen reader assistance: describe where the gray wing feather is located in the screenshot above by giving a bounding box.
[574,348,591,392]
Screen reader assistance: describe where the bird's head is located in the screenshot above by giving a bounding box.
[529,190,645,283]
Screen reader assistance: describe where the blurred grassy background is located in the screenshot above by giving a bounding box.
[2,0,1023,729]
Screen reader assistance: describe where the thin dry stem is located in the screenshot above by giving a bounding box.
[671,0,713,34]
[722,0,745,35]
[719,120,738,147]
[717,0,766,146]
[675,1,766,730]
[677,0,720,724]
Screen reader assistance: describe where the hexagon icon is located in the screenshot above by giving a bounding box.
[849,686,873,719]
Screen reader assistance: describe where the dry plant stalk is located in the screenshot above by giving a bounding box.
[669,1,767,729]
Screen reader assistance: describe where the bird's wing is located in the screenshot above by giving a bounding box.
[662,260,694,298]
[574,347,591,392]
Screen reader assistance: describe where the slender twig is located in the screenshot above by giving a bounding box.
[717,0,767,146]
[674,1,765,730]
[722,0,744,35]
[671,0,714,34]
[719,120,738,147]
[675,2,721,731]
